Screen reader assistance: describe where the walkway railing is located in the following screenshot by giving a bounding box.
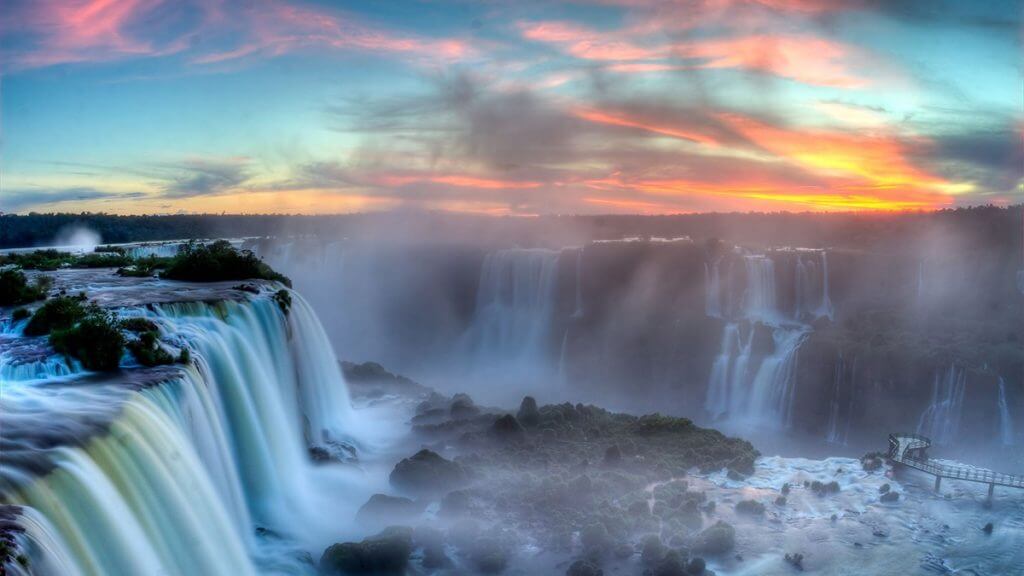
[888,433,1024,489]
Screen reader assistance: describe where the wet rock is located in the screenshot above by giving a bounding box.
[517,396,540,427]
[567,559,604,576]
[982,522,994,534]
[810,480,840,497]
[691,521,735,555]
[735,499,765,515]
[490,414,525,442]
[861,452,885,472]
[389,449,469,496]
[450,393,480,419]
[878,483,890,494]
[726,468,747,481]
[653,550,687,576]
[440,489,485,518]
[467,537,509,574]
[774,496,787,506]
[603,444,623,466]
[415,527,451,569]
[781,483,791,496]
[319,526,413,575]
[784,552,804,571]
[686,557,707,575]
[640,534,666,566]
[879,491,899,503]
[355,494,423,526]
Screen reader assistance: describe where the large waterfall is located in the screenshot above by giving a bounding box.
[465,249,560,382]
[2,290,362,575]
[916,365,967,445]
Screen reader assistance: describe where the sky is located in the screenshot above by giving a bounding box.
[1,0,1021,215]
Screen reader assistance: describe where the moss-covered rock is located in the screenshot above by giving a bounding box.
[691,521,735,555]
[735,499,765,515]
[355,494,423,526]
[389,449,470,496]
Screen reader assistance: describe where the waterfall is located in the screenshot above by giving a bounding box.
[794,251,833,321]
[704,324,751,420]
[998,377,1015,446]
[747,328,808,428]
[572,247,585,318]
[826,354,855,445]
[817,251,834,321]
[742,255,778,323]
[467,249,560,378]
[705,257,723,318]
[3,290,360,575]
[916,365,967,445]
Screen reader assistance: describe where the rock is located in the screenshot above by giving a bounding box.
[517,396,540,427]
[692,521,735,555]
[355,494,423,526]
[781,483,791,496]
[653,550,687,576]
[415,527,451,569]
[640,534,666,565]
[861,452,885,472]
[879,491,899,503]
[735,499,765,515]
[810,480,840,497]
[319,526,413,575]
[468,537,508,574]
[567,559,604,576]
[686,557,707,575]
[490,414,525,441]
[727,468,747,481]
[982,522,994,534]
[450,393,480,419]
[603,444,622,466]
[581,523,611,555]
[774,496,787,506]
[440,489,485,518]
[389,449,469,496]
[784,552,804,571]
[878,483,890,494]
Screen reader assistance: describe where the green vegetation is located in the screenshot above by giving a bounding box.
[11,308,30,321]
[120,317,158,333]
[0,268,50,306]
[161,240,291,286]
[127,330,174,367]
[0,249,129,271]
[50,308,125,371]
[274,289,292,314]
[24,296,87,336]
[117,255,173,278]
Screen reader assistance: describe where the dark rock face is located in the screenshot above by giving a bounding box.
[567,559,604,576]
[517,396,540,427]
[450,393,481,419]
[490,414,525,441]
[319,526,413,575]
[879,491,899,503]
[692,521,735,555]
[735,499,765,515]
[389,449,469,496]
[355,494,424,526]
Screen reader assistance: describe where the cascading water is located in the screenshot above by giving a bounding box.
[746,328,808,428]
[572,247,585,319]
[742,255,778,323]
[704,324,752,420]
[466,249,560,380]
[997,377,1015,446]
[917,365,967,445]
[793,251,833,321]
[817,251,834,320]
[826,354,855,445]
[705,257,722,318]
[2,290,363,575]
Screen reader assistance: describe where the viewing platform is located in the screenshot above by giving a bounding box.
[888,433,1024,500]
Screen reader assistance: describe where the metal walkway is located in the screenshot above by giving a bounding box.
[888,433,1024,494]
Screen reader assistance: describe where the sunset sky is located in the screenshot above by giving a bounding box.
[1,0,1021,215]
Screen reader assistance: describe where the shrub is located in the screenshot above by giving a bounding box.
[161,240,291,286]
[117,256,172,278]
[0,269,49,306]
[735,499,765,515]
[12,308,30,321]
[127,331,174,367]
[273,289,292,314]
[177,348,191,364]
[24,296,86,336]
[50,309,125,371]
[120,317,158,333]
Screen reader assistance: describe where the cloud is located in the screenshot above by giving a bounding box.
[0,187,146,212]
[159,158,252,198]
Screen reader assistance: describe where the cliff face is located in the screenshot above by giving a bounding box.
[262,236,1023,453]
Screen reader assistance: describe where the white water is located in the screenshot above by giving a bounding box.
[743,255,779,323]
[793,251,833,321]
[917,365,967,445]
[465,249,560,383]
[997,377,1015,446]
[826,354,855,445]
[4,290,367,575]
[705,257,723,318]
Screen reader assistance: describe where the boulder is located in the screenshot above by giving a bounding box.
[879,491,899,503]
[653,550,687,576]
[389,449,469,496]
[734,500,765,515]
[450,393,480,419]
[567,559,604,576]
[691,521,735,555]
[355,494,423,526]
[517,396,540,427]
[490,414,525,442]
[319,526,413,575]
[468,537,509,574]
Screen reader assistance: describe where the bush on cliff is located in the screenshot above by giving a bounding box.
[24,296,86,336]
[127,330,174,367]
[161,240,291,286]
[0,269,49,306]
[50,308,125,371]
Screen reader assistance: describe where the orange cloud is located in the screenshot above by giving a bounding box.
[378,174,543,190]
[678,35,867,88]
[571,106,719,146]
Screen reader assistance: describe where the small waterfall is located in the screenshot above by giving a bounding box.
[826,354,855,445]
[817,251,834,320]
[916,365,967,445]
[704,324,752,420]
[467,249,560,378]
[705,257,723,318]
[572,247,585,318]
[998,377,1015,446]
[746,328,808,428]
[794,255,810,320]
[742,255,778,323]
